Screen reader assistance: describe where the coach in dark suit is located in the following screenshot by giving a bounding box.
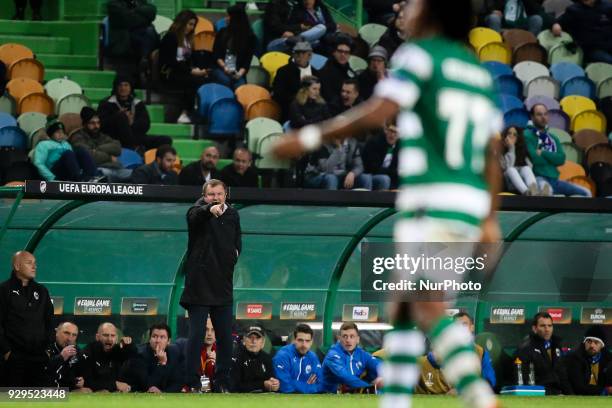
[180,179,241,393]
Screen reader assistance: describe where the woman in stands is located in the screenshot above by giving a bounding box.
[160,9,210,124]
[211,4,256,90]
[288,76,329,129]
[500,126,551,196]
[33,118,98,182]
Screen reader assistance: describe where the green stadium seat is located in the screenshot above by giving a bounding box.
[598,77,612,100]
[585,62,612,88]
[561,142,583,164]
[44,78,83,104]
[45,69,115,88]
[358,23,387,48]
[146,105,165,123]
[0,94,17,116]
[148,123,193,139]
[548,43,583,66]
[255,132,291,170]
[537,29,573,52]
[349,55,367,72]
[246,117,283,153]
[172,140,215,160]
[246,66,269,88]
[152,15,173,35]
[17,112,47,143]
[550,128,572,144]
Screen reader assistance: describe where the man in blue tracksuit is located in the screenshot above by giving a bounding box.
[321,322,382,393]
[273,324,323,393]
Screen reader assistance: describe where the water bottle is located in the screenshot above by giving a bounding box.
[514,357,524,386]
[528,362,535,386]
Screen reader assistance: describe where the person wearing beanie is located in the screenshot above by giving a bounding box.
[69,107,133,182]
[33,118,97,182]
[317,34,356,102]
[559,326,612,395]
[211,4,256,90]
[98,74,171,151]
[357,45,388,100]
[378,6,407,57]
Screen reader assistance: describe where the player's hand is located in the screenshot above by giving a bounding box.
[307,374,318,384]
[344,172,356,189]
[210,204,224,217]
[479,216,501,244]
[273,133,306,159]
[60,345,77,361]
[372,377,383,389]
[120,337,132,348]
[116,381,131,392]
[148,386,162,393]
[75,377,85,388]
[208,350,216,361]
[155,344,167,365]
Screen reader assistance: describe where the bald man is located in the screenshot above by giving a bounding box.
[46,322,89,391]
[0,251,54,387]
[219,148,259,188]
[81,322,139,392]
[179,146,222,186]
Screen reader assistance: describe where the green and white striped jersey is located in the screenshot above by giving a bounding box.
[374,36,502,229]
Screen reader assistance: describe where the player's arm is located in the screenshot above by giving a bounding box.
[273,97,399,159]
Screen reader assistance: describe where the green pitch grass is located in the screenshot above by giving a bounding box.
[9,394,612,408]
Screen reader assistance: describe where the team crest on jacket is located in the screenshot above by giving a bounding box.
[305,364,312,374]
[33,291,39,300]
[356,361,363,369]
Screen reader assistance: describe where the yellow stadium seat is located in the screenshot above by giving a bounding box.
[560,95,596,120]
[557,160,586,181]
[18,92,54,115]
[6,77,44,105]
[193,31,215,52]
[0,43,34,68]
[195,16,214,34]
[235,84,271,111]
[260,52,290,85]
[9,58,44,82]
[246,99,281,121]
[469,27,502,51]
[478,42,511,64]
[572,109,607,133]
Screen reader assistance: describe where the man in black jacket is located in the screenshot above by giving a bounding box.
[81,322,139,392]
[106,0,159,61]
[330,79,363,116]
[318,35,356,103]
[552,0,612,63]
[263,0,301,52]
[559,326,612,395]
[362,119,399,190]
[181,179,242,393]
[0,251,53,387]
[515,312,564,394]
[357,46,388,101]
[46,322,89,391]
[179,146,222,186]
[130,145,178,185]
[231,326,278,393]
[135,323,183,393]
[220,148,259,188]
[273,42,321,121]
[98,74,171,151]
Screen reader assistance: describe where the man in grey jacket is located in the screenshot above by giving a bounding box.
[303,138,373,190]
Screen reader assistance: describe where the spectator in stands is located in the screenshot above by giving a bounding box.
[286,0,337,52]
[136,323,183,393]
[357,46,388,100]
[378,7,407,57]
[552,0,612,64]
[274,324,322,394]
[321,322,381,393]
[179,146,221,186]
[212,4,256,90]
[130,144,178,185]
[289,76,330,129]
[220,148,259,188]
[273,42,321,121]
[364,0,398,25]
[330,79,363,116]
[181,179,241,393]
[483,0,545,35]
[200,318,216,390]
[159,10,210,124]
[263,0,301,52]
[0,251,53,387]
[106,0,159,64]
[304,138,372,190]
[362,118,399,190]
[515,312,563,395]
[500,126,550,196]
[46,322,89,391]
[230,326,278,393]
[453,312,496,388]
[33,118,98,182]
[70,107,132,183]
[12,0,41,20]
[81,323,139,393]
[524,104,591,197]
[98,74,172,152]
[559,326,612,395]
[318,35,356,102]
